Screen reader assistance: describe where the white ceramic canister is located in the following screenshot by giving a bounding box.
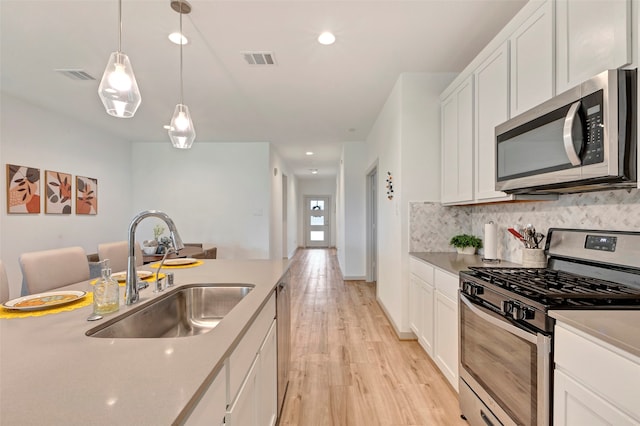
[522,248,547,268]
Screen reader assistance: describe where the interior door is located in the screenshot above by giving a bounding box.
[304,196,330,248]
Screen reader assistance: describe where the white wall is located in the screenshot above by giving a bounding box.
[365,72,456,336]
[131,142,272,259]
[0,93,133,297]
[269,148,299,259]
[297,177,337,248]
[339,142,367,279]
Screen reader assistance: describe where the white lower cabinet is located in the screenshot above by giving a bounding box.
[554,370,638,426]
[226,291,277,426]
[433,270,459,392]
[227,320,277,426]
[184,367,227,426]
[257,321,278,426]
[553,321,640,425]
[409,273,435,356]
[187,293,277,426]
[409,258,459,391]
[227,356,259,426]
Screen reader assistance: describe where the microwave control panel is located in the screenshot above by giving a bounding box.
[582,90,604,165]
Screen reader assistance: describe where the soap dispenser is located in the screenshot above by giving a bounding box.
[93,259,120,315]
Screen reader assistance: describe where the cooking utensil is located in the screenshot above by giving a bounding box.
[508,228,526,245]
[533,232,545,249]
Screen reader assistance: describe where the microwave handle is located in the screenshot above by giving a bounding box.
[563,100,583,166]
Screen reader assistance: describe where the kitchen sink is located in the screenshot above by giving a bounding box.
[86,283,254,338]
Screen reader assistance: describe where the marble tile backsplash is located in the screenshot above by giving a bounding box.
[410,188,640,264]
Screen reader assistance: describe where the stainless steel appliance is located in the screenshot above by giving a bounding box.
[495,69,637,194]
[276,270,291,420]
[459,228,640,426]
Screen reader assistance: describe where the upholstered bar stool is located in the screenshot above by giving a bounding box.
[97,241,142,273]
[0,260,10,304]
[19,246,90,294]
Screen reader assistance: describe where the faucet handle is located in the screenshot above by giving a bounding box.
[137,280,149,291]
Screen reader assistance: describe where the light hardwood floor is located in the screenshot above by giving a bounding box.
[279,249,467,426]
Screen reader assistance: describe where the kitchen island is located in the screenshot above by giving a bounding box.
[0,258,289,425]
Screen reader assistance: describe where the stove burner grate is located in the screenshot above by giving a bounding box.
[467,267,640,305]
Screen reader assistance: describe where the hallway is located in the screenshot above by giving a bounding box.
[280,249,466,425]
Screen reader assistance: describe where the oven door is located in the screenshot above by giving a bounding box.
[459,293,551,426]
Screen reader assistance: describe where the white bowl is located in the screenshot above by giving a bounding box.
[142,246,157,255]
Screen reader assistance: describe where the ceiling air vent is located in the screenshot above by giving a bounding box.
[242,51,276,66]
[55,69,96,81]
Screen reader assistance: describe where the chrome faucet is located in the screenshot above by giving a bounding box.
[125,210,185,305]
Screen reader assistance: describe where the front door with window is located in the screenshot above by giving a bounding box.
[304,196,330,247]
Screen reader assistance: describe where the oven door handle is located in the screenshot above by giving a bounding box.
[459,294,538,345]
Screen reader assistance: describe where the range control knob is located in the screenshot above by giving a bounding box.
[462,282,484,297]
[501,301,535,320]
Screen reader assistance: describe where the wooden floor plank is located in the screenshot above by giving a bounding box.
[280,248,466,426]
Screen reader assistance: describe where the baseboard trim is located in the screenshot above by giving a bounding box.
[376,296,417,340]
[344,275,366,281]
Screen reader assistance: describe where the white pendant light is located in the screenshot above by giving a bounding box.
[168,0,196,149]
[98,0,141,118]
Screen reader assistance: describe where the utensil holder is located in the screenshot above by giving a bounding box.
[522,248,547,268]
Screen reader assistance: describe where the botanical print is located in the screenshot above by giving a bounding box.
[6,164,40,214]
[45,170,72,214]
[76,176,97,215]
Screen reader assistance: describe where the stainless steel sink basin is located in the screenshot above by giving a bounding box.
[86,283,254,338]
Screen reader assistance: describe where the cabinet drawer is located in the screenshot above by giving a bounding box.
[555,323,640,421]
[228,292,276,403]
[409,258,434,285]
[434,269,459,300]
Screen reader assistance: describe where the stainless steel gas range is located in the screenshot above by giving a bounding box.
[458,228,640,426]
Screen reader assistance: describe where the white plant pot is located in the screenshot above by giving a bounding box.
[456,246,476,255]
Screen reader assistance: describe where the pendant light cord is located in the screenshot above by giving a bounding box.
[118,0,122,52]
[179,2,184,105]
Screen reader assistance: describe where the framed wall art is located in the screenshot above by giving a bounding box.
[45,170,72,214]
[6,164,41,214]
[76,176,97,215]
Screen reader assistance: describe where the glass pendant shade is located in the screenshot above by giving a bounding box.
[98,51,142,118]
[168,104,196,149]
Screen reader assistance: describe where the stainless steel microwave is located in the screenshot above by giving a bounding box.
[495,69,637,194]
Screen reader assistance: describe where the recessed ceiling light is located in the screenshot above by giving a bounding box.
[310,169,319,174]
[168,32,188,45]
[318,32,336,45]
[306,151,314,156]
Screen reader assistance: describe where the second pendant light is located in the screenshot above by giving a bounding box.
[168,0,196,149]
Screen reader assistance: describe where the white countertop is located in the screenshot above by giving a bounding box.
[550,310,640,359]
[0,259,289,425]
[409,252,521,275]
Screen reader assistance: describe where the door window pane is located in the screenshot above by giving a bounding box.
[310,200,325,211]
[310,216,324,226]
[310,231,324,241]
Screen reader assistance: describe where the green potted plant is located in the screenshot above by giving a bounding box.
[450,234,483,255]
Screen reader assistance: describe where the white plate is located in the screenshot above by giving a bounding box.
[2,291,87,311]
[164,257,198,266]
[111,270,153,282]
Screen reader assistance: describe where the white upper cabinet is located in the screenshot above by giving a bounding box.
[441,76,474,205]
[510,0,554,116]
[556,0,632,93]
[474,43,510,202]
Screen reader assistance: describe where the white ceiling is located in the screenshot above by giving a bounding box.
[0,0,526,177]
